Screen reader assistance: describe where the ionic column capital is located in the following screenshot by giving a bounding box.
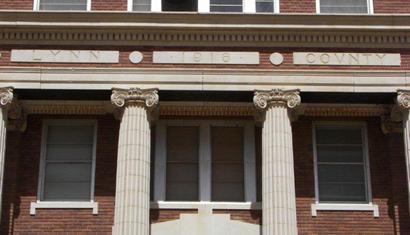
[397,90,410,110]
[253,89,301,111]
[0,87,14,108]
[111,87,159,109]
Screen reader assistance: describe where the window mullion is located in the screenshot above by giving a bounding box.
[199,123,211,201]
[243,0,255,13]
[154,123,166,201]
[198,0,210,12]
[244,123,257,202]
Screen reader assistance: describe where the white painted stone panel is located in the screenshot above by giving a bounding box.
[293,52,401,66]
[11,50,119,63]
[151,209,260,235]
[153,51,260,64]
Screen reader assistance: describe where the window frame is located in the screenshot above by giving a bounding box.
[153,120,257,208]
[128,0,279,13]
[311,122,379,217]
[31,119,98,215]
[316,0,374,14]
[33,0,92,11]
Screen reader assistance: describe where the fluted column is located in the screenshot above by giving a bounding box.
[111,88,159,235]
[254,89,300,235]
[0,87,13,222]
[397,90,410,214]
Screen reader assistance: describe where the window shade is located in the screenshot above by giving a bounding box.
[39,0,88,10]
[133,0,151,11]
[210,0,242,12]
[256,0,274,12]
[211,126,244,202]
[315,126,368,203]
[43,124,94,201]
[320,0,368,13]
[166,126,199,201]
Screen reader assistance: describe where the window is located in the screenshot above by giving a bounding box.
[256,0,275,13]
[38,120,97,202]
[154,121,256,203]
[210,0,242,12]
[313,123,371,204]
[132,0,151,11]
[34,0,90,11]
[162,0,197,11]
[318,0,373,14]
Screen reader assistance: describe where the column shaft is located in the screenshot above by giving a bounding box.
[402,110,410,213]
[111,88,158,235]
[262,104,297,235]
[113,104,151,235]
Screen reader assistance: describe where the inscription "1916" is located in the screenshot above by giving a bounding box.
[153,51,260,65]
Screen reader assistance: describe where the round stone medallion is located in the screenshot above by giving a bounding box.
[269,52,284,65]
[129,51,144,64]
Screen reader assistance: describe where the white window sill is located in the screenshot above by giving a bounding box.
[150,201,262,210]
[30,201,98,215]
[311,203,379,217]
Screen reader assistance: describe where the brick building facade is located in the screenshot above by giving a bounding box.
[0,0,409,234]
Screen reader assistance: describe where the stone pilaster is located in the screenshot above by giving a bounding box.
[111,88,159,235]
[0,87,13,222]
[397,90,410,213]
[254,89,300,235]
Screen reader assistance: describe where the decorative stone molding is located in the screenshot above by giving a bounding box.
[0,87,13,107]
[253,89,301,110]
[303,104,389,117]
[111,88,159,109]
[21,101,114,115]
[160,104,254,117]
[381,115,403,135]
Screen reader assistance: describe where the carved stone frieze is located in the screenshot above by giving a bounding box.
[253,89,301,110]
[111,88,159,109]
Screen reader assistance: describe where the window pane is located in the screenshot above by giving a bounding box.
[320,0,368,13]
[317,145,363,163]
[162,0,197,11]
[39,0,88,10]
[133,0,151,11]
[212,126,244,202]
[256,0,274,12]
[210,0,242,12]
[46,144,93,161]
[47,125,94,145]
[316,128,362,145]
[43,163,91,201]
[166,126,199,201]
[315,125,369,203]
[42,123,95,201]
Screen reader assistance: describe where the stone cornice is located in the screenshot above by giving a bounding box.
[21,100,114,115]
[0,11,410,48]
[302,104,389,117]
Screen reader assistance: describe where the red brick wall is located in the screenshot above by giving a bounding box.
[91,0,127,11]
[1,115,409,234]
[280,0,316,13]
[374,0,410,13]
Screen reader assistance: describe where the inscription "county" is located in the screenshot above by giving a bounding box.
[293,52,401,66]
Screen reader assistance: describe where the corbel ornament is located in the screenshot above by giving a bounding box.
[397,90,410,110]
[253,89,301,110]
[111,88,159,109]
[0,87,13,107]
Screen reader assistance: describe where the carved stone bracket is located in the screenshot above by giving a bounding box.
[111,87,159,120]
[0,87,13,108]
